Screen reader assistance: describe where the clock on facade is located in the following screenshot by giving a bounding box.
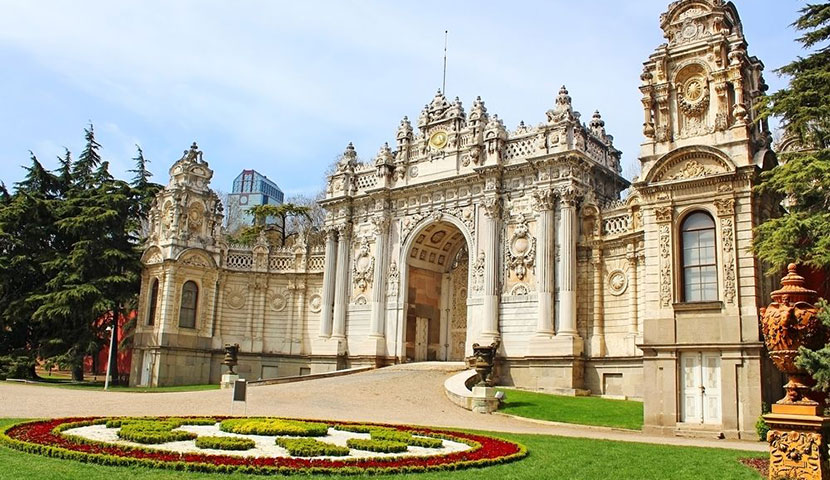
[428,130,449,150]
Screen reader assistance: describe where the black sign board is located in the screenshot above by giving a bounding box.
[232,379,247,402]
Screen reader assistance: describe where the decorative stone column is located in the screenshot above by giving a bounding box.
[714,198,738,306]
[655,206,674,309]
[481,196,501,341]
[590,248,605,357]
[318,227,338,338]
[557,189,578,337]
[369,217,389,339]
[533,189,555,336]
[332,223,352,339]
[625,247,640,356]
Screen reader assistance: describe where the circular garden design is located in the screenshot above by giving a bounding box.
[1,416,527,475]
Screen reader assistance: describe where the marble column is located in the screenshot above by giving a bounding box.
[533,189,555,336]
[627,250,639,336]
[591,248,605,356]
[318,228,338,338]
[557,190,579,337]
[332,224,352,339]
[369,217,389,338]
[481,197,501,339]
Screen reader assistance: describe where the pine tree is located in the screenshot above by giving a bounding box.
[755,3,830,272]
[754,3,830,393]
[0,155,58,379]
[72,125,101,187]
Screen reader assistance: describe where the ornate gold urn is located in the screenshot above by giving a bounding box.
[762,264,830,480]
[761,264,827,412]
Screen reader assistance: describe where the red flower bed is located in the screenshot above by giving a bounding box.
[1,417,527,475]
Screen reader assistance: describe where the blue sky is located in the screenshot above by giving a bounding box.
[0,1,804,197]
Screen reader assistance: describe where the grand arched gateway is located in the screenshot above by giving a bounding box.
[131,0,784,440]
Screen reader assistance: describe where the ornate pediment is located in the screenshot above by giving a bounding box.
[646,147,734,184]
[177,249,215,268]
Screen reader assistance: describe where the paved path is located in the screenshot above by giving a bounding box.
[0,364,766,452]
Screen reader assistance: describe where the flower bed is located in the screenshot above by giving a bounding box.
[0,417,527,475]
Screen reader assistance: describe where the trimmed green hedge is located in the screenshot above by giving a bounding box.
[333,424,393,434]
[371,429,444,449]
[275,437,350,457]
[220,418,329,437]
[106,417,216,429]
[117,421,197,444]
[195,436,255,451]
[346,438,408,453]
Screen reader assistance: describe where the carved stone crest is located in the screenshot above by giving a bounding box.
[352,238,375,292]
[505,220,536,281]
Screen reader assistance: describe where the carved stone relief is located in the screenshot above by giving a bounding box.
[352,238,375,292]
[505,220,536,281]
[721,217,736,304]
[225,285,247,310]
[659,224,672,307]
[608,269,628,296]
[267,287,288,312]
[387,260,400,298]
[471,252,485,294]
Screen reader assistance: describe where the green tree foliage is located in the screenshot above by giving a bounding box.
[755,3,830,272]
[756,3,830,394]
[0,126,160,382]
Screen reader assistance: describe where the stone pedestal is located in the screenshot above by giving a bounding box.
[471,386,499,414]
[526,335,583,357]
[311,337,344,356]
[221,373,239,389]
[764,412,830,480]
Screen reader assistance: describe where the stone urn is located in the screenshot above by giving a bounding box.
[471,341,500,387]
[761,264,827,409]
[222,344,240,375]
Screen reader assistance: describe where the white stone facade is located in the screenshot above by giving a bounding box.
[131,0,782,438]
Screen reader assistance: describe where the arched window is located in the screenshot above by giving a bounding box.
[179,281,198,328]
[681,212,718,302]
[147,279,159,326]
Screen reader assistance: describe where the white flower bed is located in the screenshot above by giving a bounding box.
[64,424,472,459]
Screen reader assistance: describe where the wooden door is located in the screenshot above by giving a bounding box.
[680,352,721,424]
[414,317,429,362]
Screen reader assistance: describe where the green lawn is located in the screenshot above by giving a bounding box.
[498,389,644,430]
[0,418,762,479]
[5,379,219,393]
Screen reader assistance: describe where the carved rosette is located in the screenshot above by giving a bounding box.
[608,270,628,296]
[768,430,828,480]
[267,287,288,312]
[308,293,322,313]
[504,220,536,281]
[761,264,827,406]
[352,238,375,292]
[225,285,247,310]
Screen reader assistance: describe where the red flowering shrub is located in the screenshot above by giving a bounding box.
[1,417,527,475]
